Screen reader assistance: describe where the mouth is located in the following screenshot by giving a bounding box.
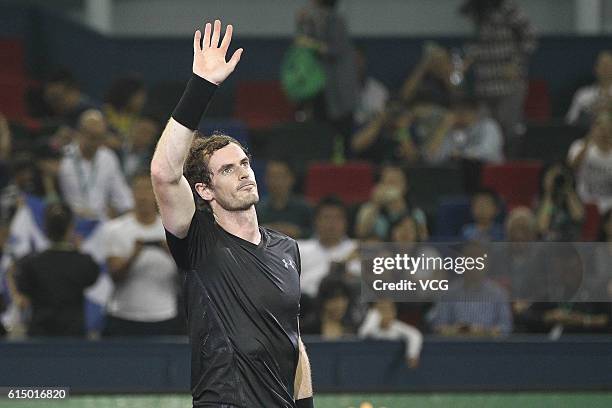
[238,182,256,191]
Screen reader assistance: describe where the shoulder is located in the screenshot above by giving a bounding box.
[263,226,297,248]
[97,146,121,166]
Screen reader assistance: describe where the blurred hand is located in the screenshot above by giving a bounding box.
[193,20,243,85]
[406,356,420,369]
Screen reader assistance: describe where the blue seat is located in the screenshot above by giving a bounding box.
[433,195,472,240]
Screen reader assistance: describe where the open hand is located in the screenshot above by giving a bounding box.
[193,20,243,85]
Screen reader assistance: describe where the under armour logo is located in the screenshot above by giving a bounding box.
[282,258,296,270]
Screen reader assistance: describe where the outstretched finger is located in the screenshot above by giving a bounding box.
[193,30,202,53]
[228,48,243,70]
[220,24,233,51]
[211,19,221,48]
[203,22,211,49]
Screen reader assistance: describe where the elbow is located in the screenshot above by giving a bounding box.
[150,160,180,186]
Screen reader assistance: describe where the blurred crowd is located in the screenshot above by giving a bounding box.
[1,0,612,370]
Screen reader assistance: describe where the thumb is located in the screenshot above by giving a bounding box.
[228,48,243,70]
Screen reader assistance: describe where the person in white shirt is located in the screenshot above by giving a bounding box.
[103,172,180,336]
[297,196,356,298]
[566,51,612,126]
[567,112,612,214]
[359,299,423,368]
[354,46,389,126]
[58,109,134,221]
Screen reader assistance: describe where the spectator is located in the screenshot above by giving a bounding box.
[41,68,99,127]
[59,109,134,221]
[256,160,312,239]
[429,242,513,336]
[426,96,504,164]
[506,206,538,242]
[121,115,159,182]
[295,0,359,146]
[399,42,462,108]
[566,51,612,127]
[355,165,428,241]
[301,275,355,339]
[298,196,356,299]
[567,112,612,214]
[536,163,584,241]
[354,45,389,126]
[461,188,505,242]
[103,172,181,336]
[13,203,99,337]
[351,100,419,164]
[494,207,544,303]
[460,0,537,154]
[358,299,423,368]
[103,75,147,138]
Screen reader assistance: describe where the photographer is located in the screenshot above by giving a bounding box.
[103,172,181,336]
[536,163,584,242]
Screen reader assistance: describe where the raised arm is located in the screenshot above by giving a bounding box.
[150,20,243,238]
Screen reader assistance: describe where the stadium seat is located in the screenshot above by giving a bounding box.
[481,160,543,208]
[0,75,28,120]
[581,203,600,241]
[234,80,295,129]
[524,79,551,123]
[305,161,374,205]
[432,195,472,240]
[404,164,466,215]
[0,38,25,77]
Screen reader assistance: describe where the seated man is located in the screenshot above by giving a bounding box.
[429,243,512,337]
[461,188,505,242]
[256,160,312,239]
[426,96,504,164]
[58,109,134,221]
[298,196,356,299]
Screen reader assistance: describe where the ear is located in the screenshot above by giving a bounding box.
[195,182,214,202]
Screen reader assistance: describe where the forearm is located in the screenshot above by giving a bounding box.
[294,339,313,401]
[351,115,385,153]
[400,61,428,102]
[151,76,217,184]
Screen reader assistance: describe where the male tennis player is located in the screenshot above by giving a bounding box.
[150,20,314,408]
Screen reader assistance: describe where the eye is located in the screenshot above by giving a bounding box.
[221,167,233,175]
[241,161,250,168]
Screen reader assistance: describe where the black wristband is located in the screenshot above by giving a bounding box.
[296,397,314,408]
[171,74,218,130]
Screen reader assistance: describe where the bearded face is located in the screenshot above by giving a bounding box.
[198,143,259,212]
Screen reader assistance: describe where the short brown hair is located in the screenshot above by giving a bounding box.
[184,132,250,209]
